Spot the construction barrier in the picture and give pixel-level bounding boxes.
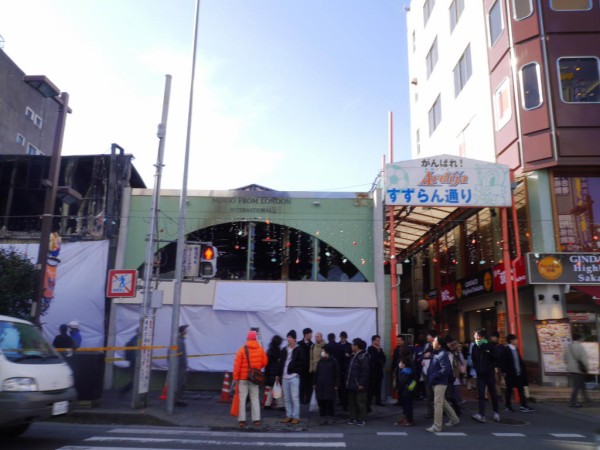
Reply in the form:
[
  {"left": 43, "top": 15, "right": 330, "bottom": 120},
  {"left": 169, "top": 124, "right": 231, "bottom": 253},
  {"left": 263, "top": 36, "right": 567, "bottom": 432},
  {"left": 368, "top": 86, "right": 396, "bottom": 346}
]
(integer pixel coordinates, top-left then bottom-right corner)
[{"left": 219, "top": 372, "right": 232, "bottom": 403}]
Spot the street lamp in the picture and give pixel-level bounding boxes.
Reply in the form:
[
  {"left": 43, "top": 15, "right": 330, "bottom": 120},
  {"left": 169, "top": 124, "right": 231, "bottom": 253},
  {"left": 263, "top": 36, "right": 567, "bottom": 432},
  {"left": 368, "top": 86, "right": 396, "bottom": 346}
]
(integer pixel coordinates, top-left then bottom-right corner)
[{"left": 23, "top": 75, "right": 71, "bottom": 327}]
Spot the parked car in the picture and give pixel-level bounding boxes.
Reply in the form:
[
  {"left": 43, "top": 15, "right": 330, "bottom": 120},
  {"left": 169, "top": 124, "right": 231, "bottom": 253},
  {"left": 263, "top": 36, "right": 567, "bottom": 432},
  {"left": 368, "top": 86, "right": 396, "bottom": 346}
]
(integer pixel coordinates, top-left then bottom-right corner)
[{"left": 0, "top": 315, "right": 77, "bottom": 437}]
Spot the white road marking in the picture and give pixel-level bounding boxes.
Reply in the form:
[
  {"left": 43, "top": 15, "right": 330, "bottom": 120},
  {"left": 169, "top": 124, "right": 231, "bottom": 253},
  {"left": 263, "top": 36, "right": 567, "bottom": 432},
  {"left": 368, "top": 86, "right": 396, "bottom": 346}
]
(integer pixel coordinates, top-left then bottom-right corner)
[
  {"left": 85, "top": 436, "right": 346, "bottom": 447},
  {"left": 434, "top": 432, "right": 467, "bottom": 436},
  {"left": 550, "top": 433, "right": 586, "bottom": 438},
  {"left": 492, "top": 433, "right": 526, "bottom": 437},
  {"left": 108, "top": 428, "right": 344, "bottom": 439},
  {"left": 376, "top": 432, "right": 408, "bottom": 436}
]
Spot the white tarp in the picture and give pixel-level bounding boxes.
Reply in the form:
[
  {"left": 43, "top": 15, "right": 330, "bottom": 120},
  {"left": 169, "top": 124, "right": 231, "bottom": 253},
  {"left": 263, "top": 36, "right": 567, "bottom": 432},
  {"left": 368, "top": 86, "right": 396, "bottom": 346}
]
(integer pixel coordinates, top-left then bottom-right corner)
[
  {"left": 115, "top": 304, "right": 376, "bottom": 372},
  {"left": 213, "top": 281, "right": 286, "bottom": 313},
  {"left": 0, "top": 241, "right": 108, "bottom": 348}
]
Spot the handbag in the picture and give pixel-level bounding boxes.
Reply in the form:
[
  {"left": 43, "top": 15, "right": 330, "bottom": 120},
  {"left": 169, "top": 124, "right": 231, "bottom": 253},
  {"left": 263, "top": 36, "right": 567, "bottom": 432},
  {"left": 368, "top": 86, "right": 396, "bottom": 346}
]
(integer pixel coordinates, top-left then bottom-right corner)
[{"left": 244, "top": 346, "right": 265, "bottom": 385}]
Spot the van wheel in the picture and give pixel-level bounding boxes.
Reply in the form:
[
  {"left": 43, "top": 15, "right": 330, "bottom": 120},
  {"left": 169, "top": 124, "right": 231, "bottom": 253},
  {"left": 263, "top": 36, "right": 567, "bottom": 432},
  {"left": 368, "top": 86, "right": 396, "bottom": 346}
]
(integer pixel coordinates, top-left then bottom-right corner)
[{"left": 0, "top": 423, "right": 31, "bottom": 438}]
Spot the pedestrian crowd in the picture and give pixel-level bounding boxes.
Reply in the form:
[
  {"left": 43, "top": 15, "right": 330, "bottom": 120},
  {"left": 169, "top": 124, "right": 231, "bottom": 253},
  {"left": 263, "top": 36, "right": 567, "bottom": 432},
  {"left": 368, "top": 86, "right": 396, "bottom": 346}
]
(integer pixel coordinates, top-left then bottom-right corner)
[{"left": 229, "top": 326, "right": 545, "bottom": 431}]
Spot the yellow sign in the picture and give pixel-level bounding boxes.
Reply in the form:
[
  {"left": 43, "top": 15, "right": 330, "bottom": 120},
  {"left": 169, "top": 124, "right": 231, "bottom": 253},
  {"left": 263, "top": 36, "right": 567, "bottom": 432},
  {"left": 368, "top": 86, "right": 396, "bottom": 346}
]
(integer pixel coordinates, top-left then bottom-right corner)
[{"left": 537, "top": 256, "right": 563, "bottom": 281}]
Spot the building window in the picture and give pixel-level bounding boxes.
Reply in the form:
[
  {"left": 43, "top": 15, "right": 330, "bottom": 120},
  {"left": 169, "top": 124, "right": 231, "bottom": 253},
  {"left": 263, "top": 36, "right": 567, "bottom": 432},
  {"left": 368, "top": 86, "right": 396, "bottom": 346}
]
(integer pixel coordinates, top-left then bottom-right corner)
[
  {"left": 16, "top": 134, "right": 25, "bottom": 146},
  {"left": 494, "top": 78, "right": 512, "bottom": 129},
  {"left": 519, "top": 62, "right": 543, "bottom": 109},
  {"left": 27, "top": 143, "right": 43, "bottom": 155},
  {"left": 449, "top": 0, "right": 464, "bottom": 32},
  {"left": 33, "top": 114, "right": 43, "bottom": 129},
  {"left": 428, "top": 95, "right": 442, "bottom": 135},
  {"left": 416, "top": 129, "right": 421, "bottom": 155},
  {"left": 25, "top": 107, "right": 34, "bottom": 120},
  {"left": 423, "top": 0, "right": 436, "bottom": 25},
  {"left": 426, "top": 37, "right": 439, "bottom": 78},
  {"left": 550, "top": 0, "right": 591, "bottom": 11},
  {"left": 488, "top": 0, "right": 504, "bottom": 46},
  {"left": 558, "top": 57, "right": 600, "bottom": 103},
  {"left": 512, "top": 0, "right": 533, "bottom": 20},
  {"left": 453, "top": 45, "right": 472, "bottom": 97}
]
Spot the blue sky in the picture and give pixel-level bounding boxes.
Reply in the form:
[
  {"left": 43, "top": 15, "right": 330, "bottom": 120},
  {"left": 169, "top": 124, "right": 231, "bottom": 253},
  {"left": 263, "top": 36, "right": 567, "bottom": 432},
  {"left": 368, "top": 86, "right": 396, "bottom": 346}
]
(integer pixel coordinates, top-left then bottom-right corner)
[{"left": 1, "top": 0, "right": 411, "bottom": 191}]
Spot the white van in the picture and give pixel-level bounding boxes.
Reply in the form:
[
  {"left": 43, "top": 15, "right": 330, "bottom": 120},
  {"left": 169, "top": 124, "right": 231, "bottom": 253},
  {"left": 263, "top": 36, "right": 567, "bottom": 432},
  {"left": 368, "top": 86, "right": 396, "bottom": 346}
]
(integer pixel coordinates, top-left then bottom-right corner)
[{"left": 0, "top": 315, "right": 77, "bottom": 437}]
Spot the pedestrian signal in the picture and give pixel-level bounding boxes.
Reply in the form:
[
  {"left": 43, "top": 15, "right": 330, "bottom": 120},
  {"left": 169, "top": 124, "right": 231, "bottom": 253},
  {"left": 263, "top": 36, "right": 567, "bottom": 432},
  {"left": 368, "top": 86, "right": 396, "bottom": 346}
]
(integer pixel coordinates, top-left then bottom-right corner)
[{"left": 200, "top": 244, "right": 218, "bottom": 278}]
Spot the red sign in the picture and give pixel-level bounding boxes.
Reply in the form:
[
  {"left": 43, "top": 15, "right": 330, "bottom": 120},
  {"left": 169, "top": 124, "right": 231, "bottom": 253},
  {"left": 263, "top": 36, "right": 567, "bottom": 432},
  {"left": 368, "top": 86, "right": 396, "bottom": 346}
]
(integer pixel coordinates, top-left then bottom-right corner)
[
  {"left": 493, "top": 259, "right": 527, "bottom": 292},
  {"left": 441, "top": 283, "right": 456, "bottom": 307},
  {"left": 106, "top": 269, "right": 138, "bottom": 298}
]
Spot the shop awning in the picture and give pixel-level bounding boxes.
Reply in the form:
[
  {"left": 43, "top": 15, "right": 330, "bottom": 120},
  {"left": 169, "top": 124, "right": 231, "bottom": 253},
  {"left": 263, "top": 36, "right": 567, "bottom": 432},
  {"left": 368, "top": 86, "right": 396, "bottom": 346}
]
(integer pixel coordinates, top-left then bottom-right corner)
[{"left": 572, "top": 285, "right": 600, "bottom": 300}]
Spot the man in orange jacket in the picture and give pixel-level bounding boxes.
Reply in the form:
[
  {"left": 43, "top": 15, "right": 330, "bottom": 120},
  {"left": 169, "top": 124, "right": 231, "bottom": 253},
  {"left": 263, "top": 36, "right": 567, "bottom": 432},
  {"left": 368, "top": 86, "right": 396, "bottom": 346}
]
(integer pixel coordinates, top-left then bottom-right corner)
[{"left": 233, "top": 330, "right": 268, "bottom": 427}]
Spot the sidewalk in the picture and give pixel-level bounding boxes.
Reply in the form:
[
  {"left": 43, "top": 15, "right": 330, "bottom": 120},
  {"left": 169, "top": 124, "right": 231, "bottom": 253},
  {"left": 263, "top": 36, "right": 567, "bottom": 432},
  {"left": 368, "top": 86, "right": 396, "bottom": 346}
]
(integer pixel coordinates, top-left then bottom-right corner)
[{"left": 58, "top": 383, "right": 600, "bottom": 430}]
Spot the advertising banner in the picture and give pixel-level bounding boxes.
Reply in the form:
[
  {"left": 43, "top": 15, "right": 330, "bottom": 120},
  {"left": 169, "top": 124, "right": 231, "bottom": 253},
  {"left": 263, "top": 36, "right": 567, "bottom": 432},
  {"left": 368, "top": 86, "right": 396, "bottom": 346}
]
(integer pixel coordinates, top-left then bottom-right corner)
[
  {"left": 384, "top": 155, "right": 511, "bottom": 207},
  {"left": 526, "top": 253, "right": 600, "bottom": 284},
  {"left": 534, "top": 319, "right": 571, "bottom": 374},
  {"left": 455, "top": 269, "right": 494, "bottom": 300},
  {"left": 493, "top": 259, "right": 527, "bottom": 292}
]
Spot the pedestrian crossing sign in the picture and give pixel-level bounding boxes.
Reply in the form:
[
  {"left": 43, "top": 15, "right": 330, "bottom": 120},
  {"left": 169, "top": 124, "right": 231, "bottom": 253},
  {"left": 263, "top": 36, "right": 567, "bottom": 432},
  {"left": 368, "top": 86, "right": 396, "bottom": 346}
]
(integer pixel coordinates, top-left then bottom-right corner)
[{"left": 106, "top": 269, "right": 138, "bottom": 298}]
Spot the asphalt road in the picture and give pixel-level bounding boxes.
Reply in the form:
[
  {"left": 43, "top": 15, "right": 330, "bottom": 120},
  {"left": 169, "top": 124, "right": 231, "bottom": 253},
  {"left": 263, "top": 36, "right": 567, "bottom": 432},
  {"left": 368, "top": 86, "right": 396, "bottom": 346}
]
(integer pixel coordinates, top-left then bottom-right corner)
[{"left": 4, "top": 403, "right": 598, "bottom": 450}]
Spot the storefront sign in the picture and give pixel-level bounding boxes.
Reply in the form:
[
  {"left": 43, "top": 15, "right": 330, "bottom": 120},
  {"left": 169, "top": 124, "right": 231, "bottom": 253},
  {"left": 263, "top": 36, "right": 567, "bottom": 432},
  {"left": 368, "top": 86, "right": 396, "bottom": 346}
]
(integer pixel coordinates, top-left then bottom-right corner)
[
  {"left": 384, "top": 155, "right": 512, "bottom": 207},
  {"left": 440, "top": 283, "right": 456, "bottom": 306},
  {"left": 493, "top": 259, "right": 527, "bottom": 292},
  {"left": 567, "top": 312, "right": 597, "bottom": 323},
  {"left": 526, "top": 253, "right": 600, "bottom": 284},
  {"left": 211, "top": 196, "right": 293, "bottom": 215},
  {"left": 455, "top": 269, "right": 494, "bottom": 300}
]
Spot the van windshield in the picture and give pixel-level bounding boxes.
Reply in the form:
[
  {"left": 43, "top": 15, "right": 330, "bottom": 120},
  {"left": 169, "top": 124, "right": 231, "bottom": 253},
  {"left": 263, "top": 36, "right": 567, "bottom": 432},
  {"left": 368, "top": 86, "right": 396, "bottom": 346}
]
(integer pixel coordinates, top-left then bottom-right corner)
[{"left": 0, "top": 320, "right": 61, "bottom": 363}]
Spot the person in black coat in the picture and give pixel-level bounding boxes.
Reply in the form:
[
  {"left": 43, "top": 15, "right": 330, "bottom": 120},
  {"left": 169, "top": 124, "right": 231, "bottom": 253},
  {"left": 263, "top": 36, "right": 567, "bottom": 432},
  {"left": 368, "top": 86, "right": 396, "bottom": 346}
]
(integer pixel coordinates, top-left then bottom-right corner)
[
  {"left": 499, "top": 334, "right": 533, "bottom": 412},
  {"left": 367, "top": 335, "right": 387, "bottom": 408},
  {"left": 395, "top": 357, "right": 416, "bottom": 426},
  {"left": 297, "top": 327, "right": 314, "bottom": 404},
  {"left": 336, "top": 331, "right": 353, "bottom": 410},
  {"left": 313, "top": 344, "right": 341, "bottom": 424},
  {"left": 265, "top": 335, "right": 283, "bottom": 409},
  {"left": 52, "top": 324, "right": 74, "bottom": 349},
  {"left": 346, "top": 338, "right": 370, "bottom": 426},
  {"left": 471, "top": 328, "right": 500, "bottom": 422}
]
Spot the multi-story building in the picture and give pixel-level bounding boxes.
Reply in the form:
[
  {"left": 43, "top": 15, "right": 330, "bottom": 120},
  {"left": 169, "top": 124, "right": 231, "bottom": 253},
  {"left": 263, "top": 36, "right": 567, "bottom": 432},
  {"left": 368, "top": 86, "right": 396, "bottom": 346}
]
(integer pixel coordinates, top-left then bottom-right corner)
[
  {"left": 0, "top": 49, "right": 61, "bottom": 156},
  {"left": 402, "top": 0, "right": 600, "bottom": 384}
]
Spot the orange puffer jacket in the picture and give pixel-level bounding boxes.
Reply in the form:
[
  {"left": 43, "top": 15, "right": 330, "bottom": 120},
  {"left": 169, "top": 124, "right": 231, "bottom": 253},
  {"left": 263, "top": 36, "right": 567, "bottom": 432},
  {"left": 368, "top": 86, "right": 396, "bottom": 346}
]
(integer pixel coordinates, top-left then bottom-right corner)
[{"left": 233, "top": 340, "right": 268, "bottom": 381}]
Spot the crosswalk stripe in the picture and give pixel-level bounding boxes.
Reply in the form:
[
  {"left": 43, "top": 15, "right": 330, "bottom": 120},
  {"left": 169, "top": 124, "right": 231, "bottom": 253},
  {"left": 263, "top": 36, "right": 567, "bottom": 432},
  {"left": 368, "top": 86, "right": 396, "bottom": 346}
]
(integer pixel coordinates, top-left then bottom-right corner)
[
  {"left": 58, "top": 447, "right": 191, "bottom": 450},
  {"left": 108, "top": 428, "right": 344, "bottom": 439},
  {"left": 550, "top": 433, "right": 586, "bottom": 438},
  {"left": 86, "top": 436, "right": 346, "bottom": 447},
  {"left": 377, "top": 432, "right": 408, "bottom": 436},
  {"left": 434, "top": 432, "right": 467, "bottom": 436},
  {"left": 492, "top": 433, "right": 526, "bottom": 437}
]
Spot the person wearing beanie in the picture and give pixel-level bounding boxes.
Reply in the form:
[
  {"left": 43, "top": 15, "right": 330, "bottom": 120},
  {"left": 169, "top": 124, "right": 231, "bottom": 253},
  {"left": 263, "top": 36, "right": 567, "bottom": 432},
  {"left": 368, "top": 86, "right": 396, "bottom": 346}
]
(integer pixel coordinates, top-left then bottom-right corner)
[
  {"left": 175, "top": 325, "right": 189, "bottom": 406},
  {"left": 276, "top": 329, "right": 305, "bottom": 424},
  {"left": 313, "top": 344, "right": 340, "bottom": 425},
  {"left": 68, "top": 320, "right": 82, "bottom": 349},
  {"left": 233, "top": 329, "right": 268, "bottom": 427},
  {"left": 298, "top": 327, "right": 314, "bottom": 404}
]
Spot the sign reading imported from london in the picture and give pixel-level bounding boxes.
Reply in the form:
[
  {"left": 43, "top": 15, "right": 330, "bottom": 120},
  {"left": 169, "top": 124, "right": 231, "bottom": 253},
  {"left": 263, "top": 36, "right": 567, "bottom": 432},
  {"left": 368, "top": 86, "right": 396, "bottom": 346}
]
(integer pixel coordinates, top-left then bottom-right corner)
[{"left": 385, "top": 155, "right": 512, "bottom": 207}]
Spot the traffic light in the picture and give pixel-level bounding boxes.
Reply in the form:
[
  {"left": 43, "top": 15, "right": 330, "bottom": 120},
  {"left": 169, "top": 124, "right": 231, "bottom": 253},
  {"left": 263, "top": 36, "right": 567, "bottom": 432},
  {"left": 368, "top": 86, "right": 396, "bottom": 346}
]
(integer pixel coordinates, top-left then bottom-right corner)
[{"left": 200, "top": 244, "right": 218, "bottom": 278}]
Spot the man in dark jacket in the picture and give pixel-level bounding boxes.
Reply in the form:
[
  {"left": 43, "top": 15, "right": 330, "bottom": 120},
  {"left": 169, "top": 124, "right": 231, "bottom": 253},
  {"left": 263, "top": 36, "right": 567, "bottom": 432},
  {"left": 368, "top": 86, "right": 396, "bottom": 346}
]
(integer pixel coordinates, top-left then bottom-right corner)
[
  {"left": 500, "top": 334, "right": 533, "bottom": 412},
  {"left": 336, "top": 331, "right": 353, "bottom": 410},
  {"left": 346, "top": 338, "right": 370, "bottom": 426},
  {"left": 367, "top": 335, "right": 387, "bottom": 409},
  {"left": 297, "top": 327, "right": 314, "bottom": 404},
  {"left": 426, "top": 336, "right": 460, "bottom": 432},
  {"left": 471, "top": 328, "right": 500, "bottom": 423},
  {"left": 276, "top": 330, "right": 305, "bottom": 424},
  {"left": 52, "top": 324, "right": 74, "bottom": 349}
]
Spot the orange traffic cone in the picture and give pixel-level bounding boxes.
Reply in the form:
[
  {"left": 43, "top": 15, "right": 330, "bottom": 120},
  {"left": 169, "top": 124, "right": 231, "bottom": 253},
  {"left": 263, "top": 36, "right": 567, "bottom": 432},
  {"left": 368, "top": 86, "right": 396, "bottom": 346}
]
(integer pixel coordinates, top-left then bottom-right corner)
[
  {"left": 219, "top": 372, "right": 231, "bottom": 403},
  {"left": 160, "top": 383, "right": 168, "bottom": 400},
  {"left": 262, "top": 385, "right": 271, "bottom": 406}
]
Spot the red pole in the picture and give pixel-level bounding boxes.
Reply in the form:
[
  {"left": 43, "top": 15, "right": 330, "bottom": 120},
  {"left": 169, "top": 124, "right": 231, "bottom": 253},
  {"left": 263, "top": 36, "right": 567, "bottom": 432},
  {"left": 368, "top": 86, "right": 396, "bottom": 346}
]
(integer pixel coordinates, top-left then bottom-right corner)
[{"left": 388, "top": 111, "right": 399, "bottom": 351}]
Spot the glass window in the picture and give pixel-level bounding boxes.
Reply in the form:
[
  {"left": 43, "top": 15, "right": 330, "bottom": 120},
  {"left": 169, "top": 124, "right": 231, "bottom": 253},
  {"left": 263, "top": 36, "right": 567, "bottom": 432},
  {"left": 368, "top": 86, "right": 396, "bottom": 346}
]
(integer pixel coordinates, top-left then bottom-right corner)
[
  {"left": 0, "top": 319, "right": 60, "bottom": 363},
  {"left": 426, "top": 38, "right": 439, "bottom": 78},
  {"left": 423, "top": 0, "right": 436, "bottom": 25},
  {"left": 558, "top": 57, "right": 600, "bottom": 103},
  {"left": 449, "top": 0, "right": 465, "bottom": 32},
  {"left": 453, "top": 45, "right": 472, "bottom": 97},
  {"left": 550, "top": 0, "right": 591, "bottom": 11},
  {"left": 34, "top": 114, "right": 43, "bottom": 128},
  {"left": 16, "top": 134, "right": 25, "bottom": 146},
  {"left": 512, "top": 0, "right": 533, "bottom": 20},
  {"left": 26, "top": 144, "right": 43, "bottom": 156},
  {"left": 519, "top": 62, "right": 543, "bottom": 109},
  {"left": 25, "top": 107, "right": 34, "bottom": 120},
  {"left": 553, "top": 174, "right": 600, "bottom": 252},
  {"left": 494, "top": 78, "right": 512, "bottom": 129},
  {"left": 488, "top": 0, "right": 504, "bottom": 46},
  {"left": 428, "top": 95, "right": 442, "bottom": 135}
]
